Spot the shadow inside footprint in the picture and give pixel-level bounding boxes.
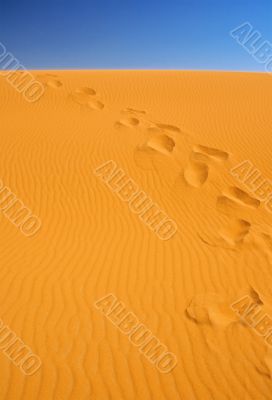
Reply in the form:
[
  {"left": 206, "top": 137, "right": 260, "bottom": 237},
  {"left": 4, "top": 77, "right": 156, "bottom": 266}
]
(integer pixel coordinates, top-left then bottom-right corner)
[
  {"left": 155, "top": 123, "right": 181, "bottom": 133},
  {"left": 147, "top": 134, "right": 175, "bottom": 155},
  {"left": 70, "top": 87, "right": 98, "bottom": 106},
  {"left": 87, "top": 100, "right": 104, "bottom": 110},
  {"left": 47, "top": 79, "right": 63, "bottom": 88},
  {"left": 219, "top": 219, "right": 251, "bottom": 245},
  {"left": 35, "top": 74, "right": 63, "bottom": 89},
  {"left": 147, "top": 127, "right": 165, "bottom": 134},
  {"left": 122, "top": 107, "right": 146, "bottom": 115},
  {"left": 194, "top": 144, "right": 229, "bottom": 161},
  {"left": 189, "top": 151, "right": 210, "bottom": 163},
  {"left": 186, "top": 293, "right": 237, "bottom": 327},
  {"left": 70, "top": 87, "right": 104, "bottom": 110},
  {"left": 115, "top": 117, "right": 140, "bottom": 128},
  {"left": 76, "top": 87, "right": 96, "bottom": 95},
  {"left": 226, "top": 187, "right": 260, "bottom": 208},
  {"left": 184, "top": 161, "right": 209, "bottom": 188}
]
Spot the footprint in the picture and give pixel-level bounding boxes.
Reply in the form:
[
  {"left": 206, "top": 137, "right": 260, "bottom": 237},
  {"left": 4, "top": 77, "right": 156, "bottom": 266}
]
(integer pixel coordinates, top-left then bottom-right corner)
[
  {"left": 87, "top": 99, "right": 104, "bottom": 110},
  {"left": 75, "top": 87, "right": 96, "bottom": 95},
  {"left": 219, "top": 219, "right": 251, "bottom": 245},
  {"left": 70, "top": 87, "right": 96, "bottom": 105},
  {"left": 114, "top": 117, "right": 140, "bottom": 128},
  {"left": 121, "top": 107, "right": 146, "bottom": 115},
  {"left": 246, "top": 286, "right": 264, "bottom": 305},
  {"left": 216, "top": 187, "right": 260, "bottom": 216},
  {"left": 186, "top": 293, "right": 237, "bottom": 327},
  {"left": 189, "top": 151, "right": 210, "bottom": 164},
  {"left": 154, "top": 123, "right": 181, "bottom": 133},
  {"left": 193, "top": 144, "right": 229, "bottom": 161},
  {"left": 231, "top": 287, "right": 269, "bottom": 329},
  {"left": 197, "top": 232, "right": 240, "bottom": 251},
  {"left": 198, "top": 218, "right": 251, "bottom": 250},
  {"left": 224, "top": 187, "right": 260, "bottom": 209},
  {"left": 231, "top": 287, "right": 262, "bottom": 317},
  {"left": 147, "top": 127, "right": 165, "bottom": 134},
  {"left": 146, "top": 134, "right": 175, "bottom": 155},
  {"left": 36, "top": 74, "right": 63, "bottom": 89},
  {"left": 183, "top": 161, "right": 209, "bottom": 188},
  {"left": 70, "top": 87, "right": 104, "bottom": 110},
  {"left": 216, "top": 196, "right": 241, "bottom": 215},
  {"left": 46, "top": 79, "right": 63, "bottom": 88}
]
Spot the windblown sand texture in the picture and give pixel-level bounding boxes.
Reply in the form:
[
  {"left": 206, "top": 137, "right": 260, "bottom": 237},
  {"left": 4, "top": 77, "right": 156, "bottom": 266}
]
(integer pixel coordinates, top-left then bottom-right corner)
[{"left": 1, "top": 70, "right": 272, "bottom": 399}]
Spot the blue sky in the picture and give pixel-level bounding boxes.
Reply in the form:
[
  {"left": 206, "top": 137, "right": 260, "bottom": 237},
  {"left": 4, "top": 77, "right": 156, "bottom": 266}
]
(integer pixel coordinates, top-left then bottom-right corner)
[{"left": 0, "top": 0, "right": 271, "bottom": 70}]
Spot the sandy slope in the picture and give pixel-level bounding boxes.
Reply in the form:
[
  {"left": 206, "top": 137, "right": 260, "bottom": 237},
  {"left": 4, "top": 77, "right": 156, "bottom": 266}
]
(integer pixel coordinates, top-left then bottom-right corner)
[{"left": 0, "top": 70, "right": 272, "bottom": 399}]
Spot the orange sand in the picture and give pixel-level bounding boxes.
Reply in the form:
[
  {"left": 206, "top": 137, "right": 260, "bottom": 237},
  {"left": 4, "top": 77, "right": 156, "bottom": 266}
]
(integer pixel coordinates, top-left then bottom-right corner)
[{"left": 1, "top": 70, "right": 272, "bottom": 399}]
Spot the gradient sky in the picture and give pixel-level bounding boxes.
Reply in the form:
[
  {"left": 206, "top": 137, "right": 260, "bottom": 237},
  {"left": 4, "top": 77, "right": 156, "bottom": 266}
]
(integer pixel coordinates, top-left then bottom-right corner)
[{"left": 0, "top": 0, "right": 271, "bottom": 70}]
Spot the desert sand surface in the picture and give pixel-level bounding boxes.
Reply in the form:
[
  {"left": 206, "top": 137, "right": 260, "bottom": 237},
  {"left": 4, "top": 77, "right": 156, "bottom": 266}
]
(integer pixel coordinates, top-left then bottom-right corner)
[{"left": 1, "top": 70, "right": 272, "bottom": 399}]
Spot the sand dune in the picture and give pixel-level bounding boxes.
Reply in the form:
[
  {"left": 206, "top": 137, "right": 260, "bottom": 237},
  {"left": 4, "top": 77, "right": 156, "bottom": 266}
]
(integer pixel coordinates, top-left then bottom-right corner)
[{"left": 0, "top": 70, "right": 272, "bottom": 399}]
